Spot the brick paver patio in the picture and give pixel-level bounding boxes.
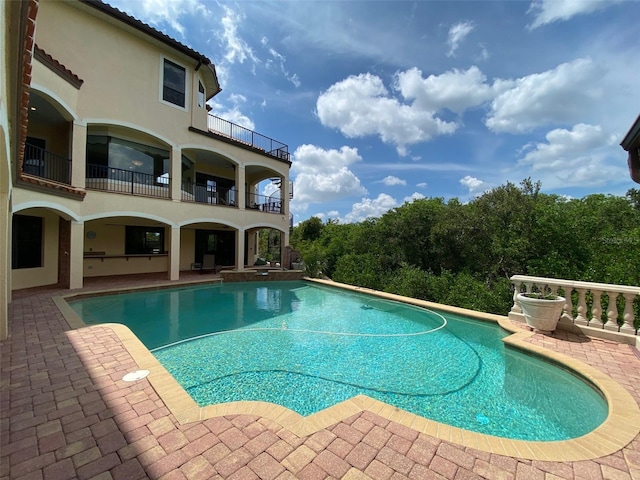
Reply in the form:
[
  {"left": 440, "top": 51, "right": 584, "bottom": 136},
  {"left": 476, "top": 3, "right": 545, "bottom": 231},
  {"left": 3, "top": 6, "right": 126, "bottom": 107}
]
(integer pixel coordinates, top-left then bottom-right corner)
[{"left": 2, "top": 274, "right": 640, "bottom": 479}]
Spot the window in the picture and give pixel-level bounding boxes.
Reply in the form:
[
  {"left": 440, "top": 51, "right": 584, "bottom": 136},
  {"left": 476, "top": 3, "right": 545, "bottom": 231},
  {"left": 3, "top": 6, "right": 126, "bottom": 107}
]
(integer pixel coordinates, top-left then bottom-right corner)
[
  {"left": 125, "top": 226, "right": 165, "bottom": 254},
  {"left": 86, "top": 135, "right": 169, "bottom": 184},
  {"left": 198, "top": 81, "right": 205, "bottom": 108},
  {"left": 12, "top": 214, "right": 43, "bottom": 269},
  {"left": 163, "top": 59, "right": 186, "bottom": 107}
]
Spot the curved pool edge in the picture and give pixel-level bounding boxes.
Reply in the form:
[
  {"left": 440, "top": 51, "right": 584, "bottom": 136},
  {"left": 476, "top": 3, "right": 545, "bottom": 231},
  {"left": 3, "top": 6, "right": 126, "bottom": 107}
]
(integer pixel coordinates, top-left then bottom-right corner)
[{"left": 54, "top": 283, "right": 640, "bottom": 462}]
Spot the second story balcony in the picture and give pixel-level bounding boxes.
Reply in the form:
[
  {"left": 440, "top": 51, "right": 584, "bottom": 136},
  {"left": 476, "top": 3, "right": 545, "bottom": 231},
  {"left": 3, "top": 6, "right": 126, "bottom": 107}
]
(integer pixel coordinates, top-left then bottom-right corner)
[
  {"left": 22, "top": 143, "right": 72, "bottom": 185},
  {"left": 206, "top": 114, "right": 290, "bottom": 162}
]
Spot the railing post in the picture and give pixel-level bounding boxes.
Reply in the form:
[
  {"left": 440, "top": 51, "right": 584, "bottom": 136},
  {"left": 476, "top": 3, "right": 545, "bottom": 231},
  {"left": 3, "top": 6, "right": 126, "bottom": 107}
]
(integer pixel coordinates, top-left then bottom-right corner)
[
  {"left": 604, "top": 292, "right": 620, "bottom": 332},
  {"left": 590, "top": 290, "right": 604, "bottom": 328},
  {"left": 574, "top": 288, "right": 588, "bottom": 326},
  {"left": 622, "top": 293, "right": 637, "bottom": 334},
  {"left": 510, "top": 280, "right": 522, "bottom": 314},
  {"left": 562, "top": 286, "right": 574, "bottom": 321}
]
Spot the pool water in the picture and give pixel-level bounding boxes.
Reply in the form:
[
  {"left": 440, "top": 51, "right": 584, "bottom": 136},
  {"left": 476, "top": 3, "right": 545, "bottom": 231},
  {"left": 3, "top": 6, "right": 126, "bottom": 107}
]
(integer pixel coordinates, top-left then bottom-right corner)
[{"left": 71, "top": 281, "right": 608, "bottom": 441}]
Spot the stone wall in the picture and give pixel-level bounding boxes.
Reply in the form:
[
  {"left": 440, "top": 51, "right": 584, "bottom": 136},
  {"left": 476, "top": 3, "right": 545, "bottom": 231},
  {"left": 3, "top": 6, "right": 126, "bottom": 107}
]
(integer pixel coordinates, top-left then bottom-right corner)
[{"left": 221, "top": 269, "right": 304, "bottom": 282}]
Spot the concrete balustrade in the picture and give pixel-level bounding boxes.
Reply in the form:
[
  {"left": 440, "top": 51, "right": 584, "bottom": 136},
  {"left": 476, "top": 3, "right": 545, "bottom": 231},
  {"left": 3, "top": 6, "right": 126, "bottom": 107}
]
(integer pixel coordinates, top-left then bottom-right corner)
[{"left": 509, "top": 275, "right": 640, "bottom": 343}]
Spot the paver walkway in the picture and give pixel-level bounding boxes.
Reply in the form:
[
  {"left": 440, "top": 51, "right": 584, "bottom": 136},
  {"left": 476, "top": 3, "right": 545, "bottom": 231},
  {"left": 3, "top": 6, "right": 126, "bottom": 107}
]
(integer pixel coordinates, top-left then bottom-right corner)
[{"left": 2, "top": 274, "right": 640, "bottom": 479}]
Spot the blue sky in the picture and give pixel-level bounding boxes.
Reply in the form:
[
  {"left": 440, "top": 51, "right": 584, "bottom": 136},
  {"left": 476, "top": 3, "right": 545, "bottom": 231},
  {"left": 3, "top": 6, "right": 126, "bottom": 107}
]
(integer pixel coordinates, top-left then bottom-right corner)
[{"left": 109, "top": 0, "right": 640, "bottom": 224}]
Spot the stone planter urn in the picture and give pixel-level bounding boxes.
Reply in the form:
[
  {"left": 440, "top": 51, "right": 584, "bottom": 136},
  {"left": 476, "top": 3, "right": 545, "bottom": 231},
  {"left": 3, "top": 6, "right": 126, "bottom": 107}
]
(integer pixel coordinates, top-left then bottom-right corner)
[{"left": 517, "top": 293, "right": 566, "bottom": 333}]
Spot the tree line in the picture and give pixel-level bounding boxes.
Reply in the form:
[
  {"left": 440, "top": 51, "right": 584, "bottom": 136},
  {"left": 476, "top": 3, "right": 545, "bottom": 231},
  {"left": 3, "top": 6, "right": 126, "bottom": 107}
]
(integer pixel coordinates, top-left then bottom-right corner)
[{"left": 290, "top": 180, "right": 640, "bottom": 316}]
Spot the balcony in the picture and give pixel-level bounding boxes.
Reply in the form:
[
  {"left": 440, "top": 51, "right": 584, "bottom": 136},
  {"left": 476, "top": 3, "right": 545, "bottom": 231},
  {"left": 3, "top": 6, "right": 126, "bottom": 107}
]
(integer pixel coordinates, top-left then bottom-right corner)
[
  {"left": 22, "top": 143, "right": 71, "bottom": 184},
  {"left": 207, "top": 114, "right": 290, "bottom": 162},
  {"left": 247, "top": 192, "right": 283, "bottom": 214},
  {"left": 181, "top": 181, "right": 236, "bottom": 206},
  {"left": 510, "top": 275, "right": 640, "bottom": 338},
  {"left": 85, "top": 164, "right": 170, "bottom": 198}
]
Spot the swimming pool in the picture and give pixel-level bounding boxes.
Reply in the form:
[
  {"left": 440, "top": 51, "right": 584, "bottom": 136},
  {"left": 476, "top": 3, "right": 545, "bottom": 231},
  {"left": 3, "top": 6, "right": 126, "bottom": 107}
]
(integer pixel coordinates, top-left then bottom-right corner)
[{"left": 70, "top": 280, "right": 608, "bottom": 441}]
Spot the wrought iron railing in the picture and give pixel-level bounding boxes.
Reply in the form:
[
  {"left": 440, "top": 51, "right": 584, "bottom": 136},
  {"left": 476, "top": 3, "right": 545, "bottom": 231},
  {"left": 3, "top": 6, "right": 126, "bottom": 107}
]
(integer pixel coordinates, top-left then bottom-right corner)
[
  {"left": 181, "top": 181, "right": 236, "bottom": 206},
  {"left": 247, "top": 192, "right": 282, "bottom": 214},
  {"left": 207, "top": 114, "right": 290, "bottom": 162},
  {"left": 85, "top": 164, "right": 170, "bottom": 198},
  {"left": 23, "top": 143, "right": 71, "bottom": 184}
]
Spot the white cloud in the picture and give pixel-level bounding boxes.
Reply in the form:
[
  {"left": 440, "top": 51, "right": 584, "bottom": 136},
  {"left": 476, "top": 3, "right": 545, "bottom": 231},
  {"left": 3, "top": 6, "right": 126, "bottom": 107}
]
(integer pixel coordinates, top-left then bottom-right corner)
[
  {"left": 396, "top": 66, "right": 510, "bottom": 114},
  {"left": 486, "top": 58, "right": 603, "bottom": 133},
  {"left": 403, "top": 192, "right": 426, "bottom": 203},
  {"left": 264, "top": 39, "right": 301, "bottom": 87},
  {"left": 316, "top": 73, "right": 458, "bottom": 156},
  {"left": 446, "top": 21, "right": 474, "bottom": 57},
  {"left": 477, "top": 44, "right": 490, "bottom": 62},
  {"left": 343, "top": 194, "right": 397, "bottom": 223},
  {"left": 210, "top": 95, "right": 255, "bottom": 130},
  {"left": 518, "top": 123, "right": 614, "bottom": 170},
  {"left": 459, "top": 175, "right": 489, "bottom": 194},
  {"left": 416, "top": 182, "right": 427, "bottom": 188},
  {"left": 219, "top": 6, "right": 259, "bottom": 65},
  {"left": 291, "top": 145, "right": 367, "bottom": 211},
  {"left": 382, "top": 176, "right": 406, "bottom": 186},
  {"left": 516, "top": 123, "right": 625, "bottom": 187},
  {"left": 127, "top": 0, "right": 210, "bottom": 37},
  {"left": 528, "top": 0, "right": 623, "bottom": 29}
]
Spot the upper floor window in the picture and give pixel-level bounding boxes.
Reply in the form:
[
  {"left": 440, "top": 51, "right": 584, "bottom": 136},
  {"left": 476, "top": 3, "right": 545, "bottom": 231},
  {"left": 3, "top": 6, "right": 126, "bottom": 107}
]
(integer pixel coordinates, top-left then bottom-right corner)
[
  {"left": 198, "top": 81, "right": 205, "bottom": 108},
  {"left": 163, "top": 59, "right": 186, "bottom": 108}
]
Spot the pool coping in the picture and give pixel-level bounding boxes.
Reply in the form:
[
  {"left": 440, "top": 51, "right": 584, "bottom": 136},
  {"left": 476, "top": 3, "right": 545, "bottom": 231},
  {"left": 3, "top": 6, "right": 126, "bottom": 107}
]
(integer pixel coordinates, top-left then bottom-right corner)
[{"left": 53, "top": 277, "right": 640, "bottom": 462}]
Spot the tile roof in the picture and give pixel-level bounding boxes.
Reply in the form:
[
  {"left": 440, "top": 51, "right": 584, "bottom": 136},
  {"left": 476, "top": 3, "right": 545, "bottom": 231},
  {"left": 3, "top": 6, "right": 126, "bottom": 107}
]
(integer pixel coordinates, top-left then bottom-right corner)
[{"left": 34, "top": 45, "right": 84, "bottom": 89}]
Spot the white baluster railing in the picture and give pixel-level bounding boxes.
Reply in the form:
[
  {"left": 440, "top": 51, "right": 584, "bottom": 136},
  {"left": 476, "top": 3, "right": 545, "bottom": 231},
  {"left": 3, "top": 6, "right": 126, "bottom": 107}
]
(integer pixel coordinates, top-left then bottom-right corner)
[{"left": 509, "top": 275, "right": 640, "bottom": 339}]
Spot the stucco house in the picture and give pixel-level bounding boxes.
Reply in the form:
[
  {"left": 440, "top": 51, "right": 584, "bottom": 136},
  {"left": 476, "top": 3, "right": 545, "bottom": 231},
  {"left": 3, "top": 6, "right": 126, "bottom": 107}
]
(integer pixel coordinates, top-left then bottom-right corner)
[
  {"left": 622, "top": 114, "right": 640, "bottom": 184},
  {"left": 1, "top": 0, "right": 293, "bottom": 339}
]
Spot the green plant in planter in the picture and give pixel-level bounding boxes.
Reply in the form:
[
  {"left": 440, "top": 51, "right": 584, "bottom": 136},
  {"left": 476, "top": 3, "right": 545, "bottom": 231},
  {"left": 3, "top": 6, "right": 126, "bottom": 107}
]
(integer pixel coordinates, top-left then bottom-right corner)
[{"left": 521, "top": 292, "right": 562, "bottom": 301}]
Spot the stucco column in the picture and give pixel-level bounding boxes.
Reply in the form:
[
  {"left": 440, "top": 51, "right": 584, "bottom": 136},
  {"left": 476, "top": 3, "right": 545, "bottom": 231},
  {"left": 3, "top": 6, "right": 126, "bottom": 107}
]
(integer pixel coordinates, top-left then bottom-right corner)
[
  {"left": 168, "top": 226, "right": 180, "bottom": 280},
  {"left": 237, "top": 165, "right": 245, "bottom": 209},
  {"left": 69, "top": 220, "right": 84, "bottom": 289},
  {"left": 170, "top": 146, "right": 181, "bottom": 201},
  {"left": 236, "top": 228, "right": 245, "bottom": 271},
  {"left": 281, "top": 177, "right": 289, "bottom": 216},
  {"left": 0, "top": 191, "right": 10, "bottom": 340},
  {"left": 71, "top": 122, "right": 86, "bottom": 188}
]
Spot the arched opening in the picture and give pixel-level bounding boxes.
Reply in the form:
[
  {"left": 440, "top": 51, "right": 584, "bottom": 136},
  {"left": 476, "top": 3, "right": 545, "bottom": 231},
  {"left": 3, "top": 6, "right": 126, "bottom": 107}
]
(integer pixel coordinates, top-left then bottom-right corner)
[
  {"left": 24, "top": 90, "right": 74, "bottom": 184},
  {"left": 245, "top": 226, "right": 283, "bottom": 267},
  {"left": 181, "top": 148, "right": 237, "bottom": 206},
  {"left": 245, "top": 165, "right": 286, "bottom": 214},
  {"left": 181, "top": 221, "right": 237, "bottom": 271},
  {"left": 85, "top": 125, "right": 172, "bottom": 198}
]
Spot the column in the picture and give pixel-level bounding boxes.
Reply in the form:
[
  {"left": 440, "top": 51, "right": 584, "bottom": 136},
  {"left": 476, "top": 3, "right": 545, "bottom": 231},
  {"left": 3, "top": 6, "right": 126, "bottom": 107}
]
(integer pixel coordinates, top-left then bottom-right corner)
[
  {"left": 71, "top": 122, "right": 86, "bottom": 188},
  {"left": 236, "top": 228, "right": 245, "bottom": 271},
  {"left": 281, "top": 177, "right": 289, "bottom": 216},
  {"left": 237, "top": 165, "right": 245, "bottom": 210},
  {"left": 0, "top": 191, "right": 10, "bottom": 340},
  {"left": 168, "top": 226, "right": 180, "bottom": 280},
  {"left": 170, "top": 147, "right": 181, "bottom": 201},
  {"left": 69, "top": 220, "right": 84, "bottom": 289}
]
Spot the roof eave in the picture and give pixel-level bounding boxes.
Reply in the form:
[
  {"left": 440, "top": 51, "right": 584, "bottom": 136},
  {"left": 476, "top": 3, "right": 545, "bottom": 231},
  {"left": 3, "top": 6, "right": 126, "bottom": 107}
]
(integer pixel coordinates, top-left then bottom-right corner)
[{"left": 621, "top": 114, "right": 640, "bottom": 150}]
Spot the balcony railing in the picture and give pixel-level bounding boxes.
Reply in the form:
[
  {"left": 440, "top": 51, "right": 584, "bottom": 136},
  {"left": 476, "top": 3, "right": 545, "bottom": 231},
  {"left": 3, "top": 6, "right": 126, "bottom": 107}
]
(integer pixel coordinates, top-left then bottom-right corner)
[
  {"left": 181, "top": 181, "right": 236, "bottom": 207},
  {"left": 247, "top": 192, "right": 283, "bottom": 214},
  {"left": 86, "top": 164, "right": 170, "bottom": 198},
  {"left": 207, "top": 114, "right": 290, "bottom": 162},
  {"left": 510, "top": 275, "right": 640, "bottom": 336},
  {"left": 23, "top": 143, "right": 71, "bottom": 184}
]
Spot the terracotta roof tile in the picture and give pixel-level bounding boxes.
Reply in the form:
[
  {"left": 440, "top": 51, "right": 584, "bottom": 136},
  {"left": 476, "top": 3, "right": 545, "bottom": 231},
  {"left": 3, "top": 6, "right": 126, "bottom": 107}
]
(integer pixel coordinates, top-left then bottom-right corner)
[{"left": 34, "top": 45, "right": 84, "bottom": 89}]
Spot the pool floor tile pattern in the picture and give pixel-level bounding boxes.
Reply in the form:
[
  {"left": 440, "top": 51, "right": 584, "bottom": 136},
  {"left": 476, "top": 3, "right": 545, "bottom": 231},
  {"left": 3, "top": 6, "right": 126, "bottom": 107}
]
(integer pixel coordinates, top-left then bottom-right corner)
[{"left": 2, "top": 274, "right": 640, "bottom": 479}]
